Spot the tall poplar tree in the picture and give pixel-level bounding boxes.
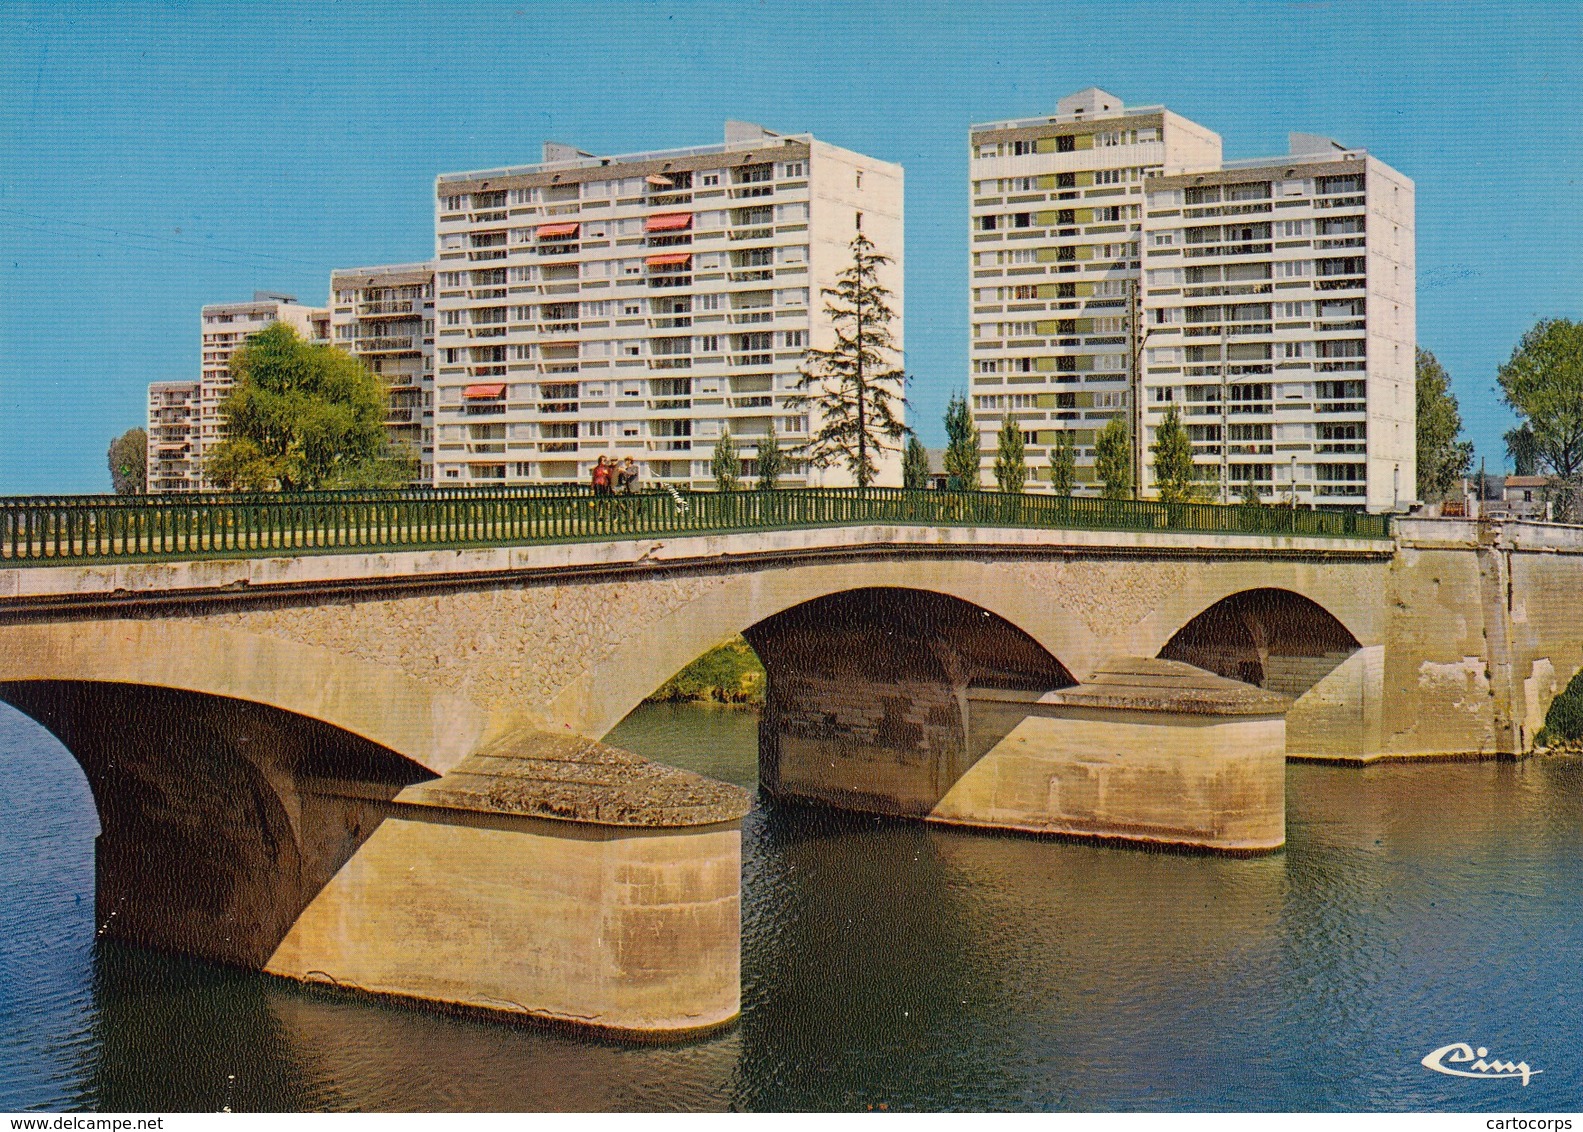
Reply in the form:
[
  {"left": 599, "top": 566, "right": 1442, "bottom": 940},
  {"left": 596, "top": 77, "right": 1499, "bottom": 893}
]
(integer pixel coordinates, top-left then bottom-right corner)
[
  {"left": 1095, "top": 416, "right": 1132, "bottom": 500},
  {"left": 902, "top": 435, "right": 930, "bottom": 489},
  {"left": 712, "top": 428, "right": 741, "bottom": 492},
  {"left": 755, "top": 421, "right": 784, "bottom": 490},
  {"left": 943, "top": 392, "right": 979, "bottom": 489},
  {"left": 993, "top": 415, "right": 1028, "bottom": 493},
  {"left": 1049, "top": 432, "right": 1076, "bottom": 497},
  {"left": 789, "top": 233, "right": 909, "bottom": 486},
  {"left": 1151, "top": 404, "right": 1199, "bottom": 503}
]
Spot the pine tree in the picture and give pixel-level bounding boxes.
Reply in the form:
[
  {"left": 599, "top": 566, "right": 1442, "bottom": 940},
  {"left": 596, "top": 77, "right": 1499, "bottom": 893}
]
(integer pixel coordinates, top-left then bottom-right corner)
[
  {"left": 711, "top": 429, "right": 740, "bottom": 492},
  {"left": 756, "top": 421, "right": 784, "bottom": 490},
  {"left": 943, "top": 392, "right": 979, "bottom": 490},
  {"left": 993, "top": 415, "right": 1027, "bottom": 493},
  {"left": 1049, "top": 432, "right": 1076, "bottom": 498},
  {"left": 788, "top": 233, "right": 909, "bottom": 486},
  {"left": 1151, "top": 403, "right": 1199, "bottom": 503},
  {"left": 1095, "top": 416, "right": 1132, "bottom": 500},
  {"left": 902, "top": 435, "right": 930, "bottom": 489}
]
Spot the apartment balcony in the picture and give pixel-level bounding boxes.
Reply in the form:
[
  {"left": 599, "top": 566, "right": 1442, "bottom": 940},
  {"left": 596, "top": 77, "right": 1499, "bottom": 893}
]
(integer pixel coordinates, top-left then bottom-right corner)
[
  {"left": 1183, "top": 243, "right": 1273, "bottom": 258},
  {"left": 468, "top": 287, "right": 508, "bottom": 300},
  {"left": 648, "top": 275, "right": 692, "bottom": 289},
  {"left": 731, "top": 395, "right": 773, "bottom": 408},
  {"left": 467, "top": 442, "right": 507, "bottom": 455},
  {"left": 539, "top": 441, "right": 578, "bottom": 453},
  {"left": 537, "top": 244, "right": 579, "bottom": 257},
  {"left": 538, "top": 321, "right": 579, "bottom": 335},
  {"left": 729, "top": 186, "right": 773, "bottom": 199},
  {"left": 1313, "top": 196, "right": 1366, "bottom": 209},
  {"left": 729, "top": 227, "right": 773, "bottom": 241},
  {"left": 360, "top": 299, "right": 417, "bottom": 318},
  {"left": 539, "top": 401, "right": 578, "bottom": 413},
  {"left": 650, "top": 439, "right": 693, "bottom": 451},
  {"left": 730, "top": 311, "right": 774, "bottom": 324},
  {"left": 1314, "top": 277, "right": 1366, "bottom": 292},
  {"left": 649, "top": 357, "right": 693, "bottom": 370},
  {"left": 468, "top": 249, "right": 509, "bottom": 261},
  {"left": 1315, "top": 237, "right": 1366, "bottom": 250},
  {"left": 731, "top": 353, "right": 774, "bottom": 368},
  {"left": 1315, "top": 399, "right": 1367, "bottom": 415},
  {"left": 470, "top": 327, "right": 508, "bottom": 338},
  {"left": 648, "top": 191, "right": 694, "bottom": 207},
  {"left": 468, "top": 365, "right": 508, "bottom": 377},
  {"left": 356, "top": 336, "right": 416, "bottom": 353},
  {"left": 729, "top": 269, "right": 773, "bottom": 283},
  {"left": 385, "top": 408, "right": 417, "bottom": 424},
  {"left": 649, "top": 316, "right": 692, "bottom": 329}
]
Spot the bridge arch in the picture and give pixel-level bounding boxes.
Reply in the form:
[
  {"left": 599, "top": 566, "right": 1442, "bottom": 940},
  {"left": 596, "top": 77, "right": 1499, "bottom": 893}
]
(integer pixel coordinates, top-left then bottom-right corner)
[
  {"left": 0, "top": 620, "right": 492, "bottom": 774},
  {"left": 1158, "top": 587, "right": 1362, "bottom": 695},
  {"left": 543, "top": 558, "right": 1111, "bottom": 741}
]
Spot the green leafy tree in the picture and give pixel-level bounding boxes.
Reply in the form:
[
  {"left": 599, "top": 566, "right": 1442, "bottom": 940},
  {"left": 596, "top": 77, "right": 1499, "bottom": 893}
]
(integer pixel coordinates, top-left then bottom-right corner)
[
  {"left": 1095, "top": 416, "right": 1132, "bottom": 500},
  {"left": 755, "top": 421, "right": 784, "bottom": 490},
  {"left": 711, "top": 428, "right": 741, "bottom": 492},
  {"left": 1415, "top": 348, "right": 1474, "bottom": 501},
  {"left": 1239, "top": 475, "right": 1263, "bottom": 508},
  {"left": 1497, "top": 320, "right": 1583, "bottom": 519},
  {"left": 788, "top": 233, "right": 909, "bottom": 486},
  {"left": 1049, "top": 432, "right": 1076, "bottom": 497},
  {"left": 1150, "top": 404, "right": 1199, "bottom": 503},
  {"left": 206, "top": 322, "right": 404, "bottom": 491},
  {"left": 1498, "top": 320, "right": 1583, "bottom": 480},
  {"left": 943, "top": 391, "right": 979, "bottom": 489},
  {"left": 1505, "top": 423, "right": 1539, "bottom": 477},
  {"left": 993, "top": 415, "right": 1027, "bottom": 493},
  {"left": 902, "top": 435, "right": 930, "bottom": 489},
  {"left": 107, "top": 427, "right": 147, "bottom": 495}
]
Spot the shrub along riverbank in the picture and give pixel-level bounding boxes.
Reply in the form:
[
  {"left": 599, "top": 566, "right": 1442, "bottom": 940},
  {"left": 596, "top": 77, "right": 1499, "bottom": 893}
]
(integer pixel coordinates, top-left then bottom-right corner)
[{"left": 645, "top": 635, "right": 765, "bottom": 704}]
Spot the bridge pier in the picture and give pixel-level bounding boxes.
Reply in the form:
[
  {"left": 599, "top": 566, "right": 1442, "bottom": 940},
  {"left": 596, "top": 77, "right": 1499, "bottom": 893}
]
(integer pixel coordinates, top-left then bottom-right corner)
[
  {"left": 746, "top": 586, "right": 1290, "bottom": 851},
  {"left": 0, "top": 678, "right": 749, "bottom": 1038}
]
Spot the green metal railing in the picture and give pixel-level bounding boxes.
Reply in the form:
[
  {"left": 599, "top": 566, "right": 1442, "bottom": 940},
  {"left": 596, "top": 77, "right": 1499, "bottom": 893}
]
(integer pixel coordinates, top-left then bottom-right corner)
[{"left": 0, "top": 487, "right": 1392, "bottom": 566}]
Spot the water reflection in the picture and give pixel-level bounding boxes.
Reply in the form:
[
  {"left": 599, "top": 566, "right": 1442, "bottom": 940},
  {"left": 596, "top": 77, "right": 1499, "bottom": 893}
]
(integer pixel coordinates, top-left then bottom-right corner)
[{"left": 3, "top": 699, "right": 1582, "bottom": 1111}]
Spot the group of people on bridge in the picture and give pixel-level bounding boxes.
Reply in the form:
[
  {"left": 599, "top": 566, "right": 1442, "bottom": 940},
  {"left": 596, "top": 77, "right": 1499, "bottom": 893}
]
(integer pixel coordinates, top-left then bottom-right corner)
[{"left": 591, "top": 456, "right": 640, "bottom": 497}]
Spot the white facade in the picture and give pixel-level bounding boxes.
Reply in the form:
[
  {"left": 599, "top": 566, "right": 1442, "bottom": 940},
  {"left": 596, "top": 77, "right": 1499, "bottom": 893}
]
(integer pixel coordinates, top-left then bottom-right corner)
[
  {"left": 968, "top": 91, "right": 1222, "bottom": 491},
  {"left": 971, "top": 92, "right": 1415, "bottom": 512},
  {"left": 431, "top": 122, "right": 904, "bottom": 488},
  {"left": 1139, "top": 137, "right": 1416, "bottom": 511},
  {"left": 146, "top": 380, "right": 200, "bottom": 493},
  {"left": 329, "top": 263, "right": 437, "bottom": 484}
]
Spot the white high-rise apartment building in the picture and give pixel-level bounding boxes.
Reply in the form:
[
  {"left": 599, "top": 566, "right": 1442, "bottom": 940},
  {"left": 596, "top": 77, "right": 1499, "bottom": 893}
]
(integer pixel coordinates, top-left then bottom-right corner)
[
  {"left": 146, "top": 380, "right": 200, "bottom": 492},
  {"left": 969, "top": 89, "right": 1222, "bottom": 492},
  {"left": 431, "top": 122, "right": 903, "bottom": 487},
  {"left": 1139, "top": 135, "right": 1415, "bottom": 511},
  {"left": 328, "top": 262, "right": 438, "bottom": 483},
  {"left": 969, "top": 89, "right": 1414, "bottom": 512}
]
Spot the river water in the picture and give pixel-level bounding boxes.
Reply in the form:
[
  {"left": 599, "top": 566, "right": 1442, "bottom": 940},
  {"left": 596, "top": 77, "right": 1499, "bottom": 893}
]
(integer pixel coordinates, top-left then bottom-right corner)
[{"left": 3, "top": 699, "right": 1582, "bottom": 1112}]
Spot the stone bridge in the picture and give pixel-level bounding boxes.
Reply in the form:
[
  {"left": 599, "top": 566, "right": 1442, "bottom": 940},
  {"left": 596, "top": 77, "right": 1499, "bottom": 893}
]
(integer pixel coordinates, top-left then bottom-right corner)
[{"left": 2, "top": 517, "right": 1580, "bottom": 1037}]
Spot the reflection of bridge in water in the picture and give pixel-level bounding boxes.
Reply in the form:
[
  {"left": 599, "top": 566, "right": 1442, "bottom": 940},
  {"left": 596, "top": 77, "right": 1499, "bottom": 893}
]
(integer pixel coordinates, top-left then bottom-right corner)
[{"left": 2, "top": 488, "right": 1580, "bottom": 1037}]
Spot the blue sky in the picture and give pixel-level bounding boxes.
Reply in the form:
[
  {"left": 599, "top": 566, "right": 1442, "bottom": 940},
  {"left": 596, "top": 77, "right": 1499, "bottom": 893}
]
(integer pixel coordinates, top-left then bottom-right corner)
[{"left": 1, "top": 0, "right": 1579, "bottom": 493}]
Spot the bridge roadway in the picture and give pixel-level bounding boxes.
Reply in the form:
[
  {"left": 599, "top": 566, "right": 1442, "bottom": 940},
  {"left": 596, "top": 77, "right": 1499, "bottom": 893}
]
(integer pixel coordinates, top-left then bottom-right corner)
[{"left": 2, "top": 515, "right": 1580, "bottom": 1037}]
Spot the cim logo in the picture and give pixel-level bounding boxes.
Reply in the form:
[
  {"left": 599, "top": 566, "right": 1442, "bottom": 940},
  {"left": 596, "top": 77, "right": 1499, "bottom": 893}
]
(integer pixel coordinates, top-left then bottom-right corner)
[{"left": 1422, "top": 1042, "right": 1541, "bottom": 1086}]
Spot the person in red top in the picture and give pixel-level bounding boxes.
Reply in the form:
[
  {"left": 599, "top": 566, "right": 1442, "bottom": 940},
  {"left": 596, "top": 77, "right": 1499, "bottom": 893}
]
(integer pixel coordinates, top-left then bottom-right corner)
[{"left": 591, "top": 455, "right": 614, "bottom": 496}]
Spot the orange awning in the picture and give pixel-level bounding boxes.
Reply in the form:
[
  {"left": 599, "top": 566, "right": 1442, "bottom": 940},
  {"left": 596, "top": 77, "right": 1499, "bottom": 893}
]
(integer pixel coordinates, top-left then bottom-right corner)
[
  {"left": 645, "top": 252, "right": 693, "bottom": 267},
  {"left": 645, "top": 213, "right": 692, "bottom": 232},
  {"left": 463, "top": 383, "right": 507, "bottom": 399},
  {"left": 646, "top": 174, "right": 674, "bottom": 187},
  {"left": 535, "top": 222, "right": 580, "bottom": 238}
]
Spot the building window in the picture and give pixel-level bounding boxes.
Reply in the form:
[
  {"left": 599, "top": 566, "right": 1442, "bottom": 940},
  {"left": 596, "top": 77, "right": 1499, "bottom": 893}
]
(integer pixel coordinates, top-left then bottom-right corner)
[
  {"left": 783, "top": 161, "right": 805, "bottom": 178},
  {"left": 783, "top": 330, "right": 805, "bottom": 348}
]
